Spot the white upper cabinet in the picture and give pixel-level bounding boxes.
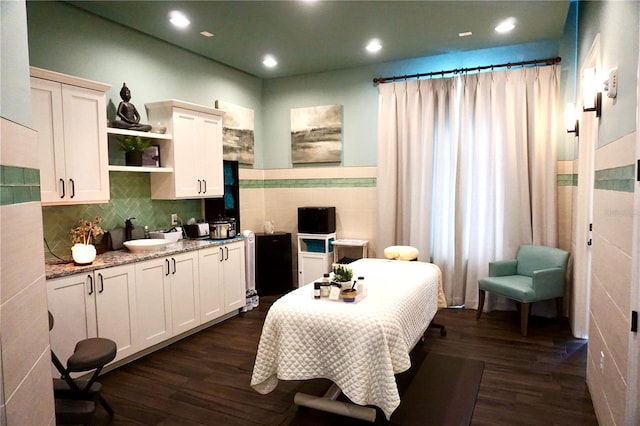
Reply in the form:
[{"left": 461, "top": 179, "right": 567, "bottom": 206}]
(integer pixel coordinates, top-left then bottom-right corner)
[
  {"left": 146, "top": 100, "right": 224, "bottom": 199},
  {"left": 30, "top": 67, "right": 110, "bottom": 205}
]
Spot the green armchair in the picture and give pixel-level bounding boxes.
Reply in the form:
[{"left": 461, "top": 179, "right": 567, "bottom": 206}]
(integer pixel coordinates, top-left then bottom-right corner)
[{"left": 476, "top": 244, "right": 570, "bottom": 336}]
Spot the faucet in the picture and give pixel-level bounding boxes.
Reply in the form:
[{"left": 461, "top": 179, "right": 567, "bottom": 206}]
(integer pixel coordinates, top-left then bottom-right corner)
[{"left": 125, "top": 217, "right": 136, "bottom": 241}]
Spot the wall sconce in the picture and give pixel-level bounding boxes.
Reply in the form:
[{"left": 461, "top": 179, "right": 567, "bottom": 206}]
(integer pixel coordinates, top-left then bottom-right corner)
[
  {"left": 565, "top": 102, "right": 579, "bottom": 136},
  {"left": 582, "top": 67, "right": 602, "bottom": 117}
]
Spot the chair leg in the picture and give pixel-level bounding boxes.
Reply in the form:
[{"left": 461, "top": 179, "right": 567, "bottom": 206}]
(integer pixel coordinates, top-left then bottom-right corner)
[
  {"left": 520, "top": 303, "right": 530, "bottom": 336},
  {"left": 476, "top": 289, "right": 486, "bottom": 319}
]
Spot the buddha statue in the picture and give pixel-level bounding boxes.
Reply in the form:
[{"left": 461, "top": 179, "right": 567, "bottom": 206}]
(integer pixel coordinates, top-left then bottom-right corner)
[{"left": 111, "top": 83, "right": 152, "bottom": 132}]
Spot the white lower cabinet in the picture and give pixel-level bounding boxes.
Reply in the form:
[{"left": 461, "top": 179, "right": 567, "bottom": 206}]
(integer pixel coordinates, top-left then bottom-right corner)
[
  {"left": 47, "top": 242, "right": 245, "bottom": 370},
  {"left": 46, "top": 264, "right": 137, "bottom": 375},
  {"left": 198, "top": 240, "right": 246, "bottom": 320}
]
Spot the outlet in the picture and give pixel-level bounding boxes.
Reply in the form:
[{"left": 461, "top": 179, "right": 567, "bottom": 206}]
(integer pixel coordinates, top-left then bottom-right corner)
[
  {"left": 171, "top": 214, "right": 178, "bottom": 225},
  {"left": 599, "top": 351, "right": 605, "bottom": 374}
]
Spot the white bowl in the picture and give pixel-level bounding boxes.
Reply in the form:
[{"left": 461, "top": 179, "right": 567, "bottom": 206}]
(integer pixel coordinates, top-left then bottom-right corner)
[{"left": 124, "top": 239, "right": 170, "bottom": 252}]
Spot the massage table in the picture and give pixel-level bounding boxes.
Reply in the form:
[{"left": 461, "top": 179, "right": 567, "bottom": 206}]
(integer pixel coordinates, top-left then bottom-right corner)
[{"left": 250, "top": 258, "right": 444, "bottom": 421}]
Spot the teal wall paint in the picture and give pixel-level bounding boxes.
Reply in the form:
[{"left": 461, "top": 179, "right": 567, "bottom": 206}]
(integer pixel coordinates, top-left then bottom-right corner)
[
  {"left": 579, "top": 1, "right": 639, "bottom": 149},
  {"left": 41, "top": 172, "right": 202, "bottom": 259},
  {"left": 558, "top": 1, "right": 579, "bottom": 161},
  {"left": 262, "top": 41, "right": 561, "bottom": 169}
]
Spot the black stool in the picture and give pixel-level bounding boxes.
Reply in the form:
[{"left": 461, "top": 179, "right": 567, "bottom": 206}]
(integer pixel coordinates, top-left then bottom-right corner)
[{"left": 49, "top": 312, "right": 117, "bottom": 424}]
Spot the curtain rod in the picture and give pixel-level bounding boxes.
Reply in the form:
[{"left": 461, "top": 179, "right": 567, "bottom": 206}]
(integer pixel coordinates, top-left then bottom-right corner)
[{"left": 372, "top": 56, "right": 561, "bottom": 84}]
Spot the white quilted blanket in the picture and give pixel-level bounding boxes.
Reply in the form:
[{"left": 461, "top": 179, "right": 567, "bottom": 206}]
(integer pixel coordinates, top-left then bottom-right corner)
[{"left": 250, "top": 258, "right": 440, "bottom": 419}]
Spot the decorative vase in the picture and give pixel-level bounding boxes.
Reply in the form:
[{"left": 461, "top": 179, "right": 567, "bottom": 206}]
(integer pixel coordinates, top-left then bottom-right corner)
[
  {"left": 125, "top": 151, "right": 143, "bottom": 166},
  {"left": 71, "top": 243, "right": 96, "bottom": 265}
]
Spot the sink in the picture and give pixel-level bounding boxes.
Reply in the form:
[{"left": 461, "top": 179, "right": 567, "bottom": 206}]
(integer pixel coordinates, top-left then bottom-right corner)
[{"left": 123, "top": 239, "right": 170, "bottom": 252}]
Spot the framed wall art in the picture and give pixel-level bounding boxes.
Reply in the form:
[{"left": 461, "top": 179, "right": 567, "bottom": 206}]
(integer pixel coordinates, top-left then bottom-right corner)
[
  {"left": 142, "top": 144, "right": 161, "bottom": 167},
  {"left": 291, "top": 104, "right": 342, "bottom": 164},
  {"left": 215, "top": 100, "right": 255, "bottom": 165}
]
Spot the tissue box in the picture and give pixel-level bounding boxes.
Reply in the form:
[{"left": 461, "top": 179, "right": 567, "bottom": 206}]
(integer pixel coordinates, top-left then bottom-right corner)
[{"left": 149, "top": 230, "right": 182, "bottom": 243}]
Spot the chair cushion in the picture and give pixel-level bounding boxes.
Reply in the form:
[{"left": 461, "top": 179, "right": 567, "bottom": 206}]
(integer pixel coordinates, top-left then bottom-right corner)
[
  {"left": 67, "top": 338, "right": 117, "bottom": 372},
  {"left": 516, "top": 245, "right": 569, "bottom": 277},
  {"left": 478, "top": 275, "right": 537, "bottom": 303},
  {"left": 384, "top": 245, "right": 419, "bottom": 261}
]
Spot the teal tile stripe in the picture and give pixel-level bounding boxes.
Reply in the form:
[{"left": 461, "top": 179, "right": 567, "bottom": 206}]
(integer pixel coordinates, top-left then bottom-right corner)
[
  {"left": 557, "top": 174, "right": 578, "bottom": 187},
  {"left": 240, "top": 177, "right": 376, "bottom": 189},
  {"left": 0, "top": 165, "right": 41, "bottom": 205},
  {"left": 594, "top": 164, "right": 635, "bottom": 193}
]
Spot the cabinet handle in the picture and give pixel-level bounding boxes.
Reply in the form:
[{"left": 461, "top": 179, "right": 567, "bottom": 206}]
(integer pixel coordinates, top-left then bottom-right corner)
[
  {"left": 203, "top": 179, "right": 207, "bottom": 194},
  {"left": 165, "top": 259, "right": 170, "bottom": 276},
  {"left": 197, "top": 179, "right": 202, "bottom": 194},
  {"left": 172, "top": 257, "right": 177, "bottom": 274},
  {"left": 59, "top": 179, "right": 65, "bottom": 198},
  {"left": 69, "top": 179, "right": 75, "bottom": 198},
  {"left": 87, "top": 274, "right": 93, "bottom": 295},
  {"left": 98, "top": 273, "right": 104, "bottom": 293},
  {"left": 225, "top": 246, "right": 229, "bottom": 261},
  {"left": 219, "top": 247, "right": 224, "bottom": 262}
]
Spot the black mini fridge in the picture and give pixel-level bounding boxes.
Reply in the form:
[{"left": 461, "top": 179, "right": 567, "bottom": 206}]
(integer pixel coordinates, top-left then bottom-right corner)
[{"left": 256, "top": 232, "right": 293, "bottom": 295}]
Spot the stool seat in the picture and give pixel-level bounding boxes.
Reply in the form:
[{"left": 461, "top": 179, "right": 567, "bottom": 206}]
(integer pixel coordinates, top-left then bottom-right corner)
[
  {"left": 67, "top": 338, "right": 117, "bottom": 372},
  {"left": 384, "top": 245, "right": 419, "bottom": 261}
]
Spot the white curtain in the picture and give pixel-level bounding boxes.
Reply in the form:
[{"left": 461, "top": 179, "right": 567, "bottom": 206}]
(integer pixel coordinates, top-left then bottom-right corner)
[{"left": 376, "top": 65, "right": 559, "bottom": 310}]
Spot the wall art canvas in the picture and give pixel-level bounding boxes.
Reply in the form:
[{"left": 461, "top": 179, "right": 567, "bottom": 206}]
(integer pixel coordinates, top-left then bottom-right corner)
[
  {"left": 215, "top": 100, "right": 255, "bottom": 165},
  {"left": 291, "top": 104, "right": 342, "bottom": 164}
]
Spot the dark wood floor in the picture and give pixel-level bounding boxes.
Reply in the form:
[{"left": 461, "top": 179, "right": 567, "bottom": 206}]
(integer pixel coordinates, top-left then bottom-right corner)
[{"left": 89, "top": 296, "right": 598, "bottom": 426}]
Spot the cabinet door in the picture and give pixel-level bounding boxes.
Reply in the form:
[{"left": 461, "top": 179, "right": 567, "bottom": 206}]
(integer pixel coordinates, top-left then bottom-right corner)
[
  {"left": 134, "top": 258, "right": 172, "bottom": 350},
  {"left": 31, "top": 78, "right": 66, "bottom": 203},
  {"left": 169, "top": 252, "right": 200, "bottom": 335},
  {"left": 298, "top": 253, "right": 331, "bottom": 287},
  {"left": 61, "top": 84, "right": 110, "bottom": 204},
  {"left": 46, "top": 273, "right": 97, "bottom": 377},
  {"left": 223, "top": 241, "right": 246, "bottom": 314},
  {"left": 172, "top": 109, "right": 201, "bottom": 197},
  {"left": 198, "top": 246, "right": 224, "bottom": 322},
  {"left": 94, "top": 264, "right": 138, "bottom": 362},
  {"left": 200, "top": 114, "right": 224, "bottom": 197}
]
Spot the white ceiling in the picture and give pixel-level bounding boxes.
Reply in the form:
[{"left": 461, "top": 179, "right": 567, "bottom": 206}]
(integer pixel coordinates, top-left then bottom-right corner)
[{"left": 66, "top": 0, "right": 571, "bottom": 79}]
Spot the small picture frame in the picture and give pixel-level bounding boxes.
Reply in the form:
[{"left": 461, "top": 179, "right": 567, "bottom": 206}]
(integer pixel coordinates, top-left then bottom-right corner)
[{"left": 142, "top": 145, "right": 161, "bottom": 167}]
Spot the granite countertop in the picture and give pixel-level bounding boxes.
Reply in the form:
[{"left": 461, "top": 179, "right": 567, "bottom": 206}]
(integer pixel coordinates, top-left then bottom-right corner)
[{"left": 45, "top": 236, "right": 244, "bottom": 280}]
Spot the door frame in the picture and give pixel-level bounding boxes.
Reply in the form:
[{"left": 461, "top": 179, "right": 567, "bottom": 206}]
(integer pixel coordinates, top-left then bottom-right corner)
[{"left": 571, "top": 35, "right": 600, "bottom": 339}]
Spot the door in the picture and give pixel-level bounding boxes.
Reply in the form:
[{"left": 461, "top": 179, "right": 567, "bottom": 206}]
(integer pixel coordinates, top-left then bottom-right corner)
[
  {"left": 30, "top": 78, "right": 66, "bottom": 203},
  {"left": 61, "top": 84, "right": 110, "bottom": 203},
  {"left": 223, "top": 242, "right": 246, "bottom": 314},
  {"left": 94, "top": 264, "right": 138, "bottom": 362},
  {"left": 46, "top": 273, "right": 97, "bottom": 376},
  {"left": 199, "top": 246, "right": 224, "bottom": 322},
  {"left": 170, "top": 252, "right": 201, "bottom": 334},
  {"left": 201, "top": 114, "right": 224, "bottom": 197},
  {"left": 172, "top": 109, "right": 200, "bottom": 197},
  {"left": 572, "top": 38, "right": 600, "bottom": 339},
  {"left": 298, "top": 253, "right": 329, "bottom": 288},
  {"left": 134, "top": 257, "right": 172, "bottom": 349}
]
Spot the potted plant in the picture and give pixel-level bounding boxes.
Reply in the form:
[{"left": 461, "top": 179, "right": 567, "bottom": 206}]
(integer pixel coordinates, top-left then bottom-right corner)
[
  {"left": 70, "top": 216, "right": 104, "bottom": 265},
  {"left": 332, "top": 264, "right": 354, "bottom": 290},
  {"left": 118, "top": 135, "right": 151, "bottom": 166}
]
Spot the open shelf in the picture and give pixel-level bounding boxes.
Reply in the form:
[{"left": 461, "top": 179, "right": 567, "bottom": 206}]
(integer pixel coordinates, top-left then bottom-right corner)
[
  {"left": 107, "top": 127, "right": 171, "bottom": 140},
  {"left": 108, "top": 165, "right": 173, "bottom": 173}
]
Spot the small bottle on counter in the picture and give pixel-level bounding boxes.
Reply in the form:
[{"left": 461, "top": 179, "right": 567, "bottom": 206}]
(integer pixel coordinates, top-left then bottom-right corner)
[
  {"left": 320, "top": 282, "right": 330, "bottom": 298},
  {"left": 314, "top": 282, "right": 321, "bottom": 299},
  {"left": 357, "top": 276, "right": 366, "bottom": 296}
]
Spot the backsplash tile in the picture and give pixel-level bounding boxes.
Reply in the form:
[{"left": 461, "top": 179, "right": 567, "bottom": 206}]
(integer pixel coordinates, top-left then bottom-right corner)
[
  {"left": 0, "top": 165, "right": 41, "bottom": 206},
  {"left": 42, "top": 171, "right": 201, "bottom": 260}
]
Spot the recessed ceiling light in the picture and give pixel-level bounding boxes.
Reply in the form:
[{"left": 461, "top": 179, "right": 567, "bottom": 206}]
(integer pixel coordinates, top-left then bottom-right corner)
[
  {"left": 458, "top": 31, "right": 473, "bottom": 37},
  {"left": 263, "top": 55, "right": 278, "bottom": 68},
  {"left": 366, "top": 39, "right": 382, "bottom": 53},
  {"left": 200, "top": 31, "right": 214, "bottom": 38},
  {"left": 169, "top": 11, "right": 190, "bottom": 28},
  {"left": 495, "top": 18, "right": 515, "bottom": 33}
]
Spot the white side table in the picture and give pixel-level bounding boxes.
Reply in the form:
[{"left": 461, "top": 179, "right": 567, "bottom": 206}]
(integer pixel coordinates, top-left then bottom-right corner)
[{"left": 333, "top": 239, "right": 368, "bottom": 264}]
